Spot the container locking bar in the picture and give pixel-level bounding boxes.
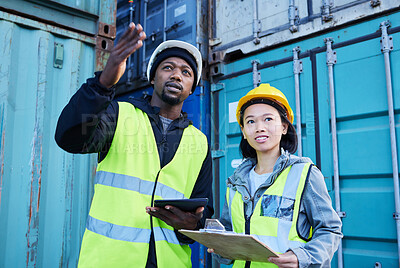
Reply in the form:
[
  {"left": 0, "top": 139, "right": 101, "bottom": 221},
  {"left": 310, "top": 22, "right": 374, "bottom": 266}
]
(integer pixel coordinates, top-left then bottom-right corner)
[
  {"left": 141, "top": 0, "right": 149, "bottom": 80},
  {"left": 252, "top": 0, "right": 261, "bottom": 44},
  {"left": 324, "top": 37, "right": 343, "bottom": 268},
  {"left": 293, "top": 46, "right": 303, "bottom": 156},
  {"left": 127, "top": 0, "right": 135, "bottom": 85},
  {"left": 380, "top": 20, "right": 400, "bottom": 266}
]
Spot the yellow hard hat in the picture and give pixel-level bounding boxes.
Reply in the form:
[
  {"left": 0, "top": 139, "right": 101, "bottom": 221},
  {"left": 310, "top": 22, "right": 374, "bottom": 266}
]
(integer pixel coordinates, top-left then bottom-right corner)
[{"left": 236, "top": 84, "right": 294, "bottom": 125}]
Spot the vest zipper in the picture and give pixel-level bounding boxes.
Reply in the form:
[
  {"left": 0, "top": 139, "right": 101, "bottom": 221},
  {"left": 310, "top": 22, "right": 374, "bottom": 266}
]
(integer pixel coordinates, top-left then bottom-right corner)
[
  {"left": 158, "top": 135, "right": 167, "bottom": 166},
  {"left": 245, "top": 213, "right": 251, "bottom": 268},
  {"left": 150, "top": 170, "right": 161, "bottom": 252},
  {"left": 245, "top": 191, "right": 254, "bottom": 268}
]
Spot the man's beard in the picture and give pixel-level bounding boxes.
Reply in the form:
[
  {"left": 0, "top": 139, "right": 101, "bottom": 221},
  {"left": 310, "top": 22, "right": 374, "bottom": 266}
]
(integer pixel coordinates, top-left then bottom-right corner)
[{"left": 161, "top": 87, "right": 180, "bottom": 105}]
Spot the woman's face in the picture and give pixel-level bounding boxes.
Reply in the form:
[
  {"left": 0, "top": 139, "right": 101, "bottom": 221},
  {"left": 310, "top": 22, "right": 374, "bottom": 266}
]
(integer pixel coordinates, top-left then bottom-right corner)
[{"left": 241, "top": 103, "right": 287, "bottom": 156}]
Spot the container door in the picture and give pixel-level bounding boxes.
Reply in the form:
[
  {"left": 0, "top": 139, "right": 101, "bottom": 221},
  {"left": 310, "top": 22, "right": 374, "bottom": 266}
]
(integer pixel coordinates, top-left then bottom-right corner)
[
  {"left": 0, "top": 0, "right": 116, "bottom": 267},
  {"left": 213, "top": 11, "right": 400, "bottom": 268},
  {"left": 315, "top": 24, "right": 400, "bottom": 267}
]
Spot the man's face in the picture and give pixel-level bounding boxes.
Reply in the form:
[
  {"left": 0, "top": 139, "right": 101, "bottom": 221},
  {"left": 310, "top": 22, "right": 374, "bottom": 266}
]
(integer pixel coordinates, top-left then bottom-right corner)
[{"left": 151, "top": 57, "right": 195, "bottom": 106}]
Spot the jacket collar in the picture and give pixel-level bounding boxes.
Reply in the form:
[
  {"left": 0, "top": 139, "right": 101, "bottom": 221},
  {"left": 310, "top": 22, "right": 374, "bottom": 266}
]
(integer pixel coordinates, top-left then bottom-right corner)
[
  {"left": 228, "top": 149, "right": 314, "bottom": 187},
  {"left": 127, "top": 95, "right": 192, "bottom": 129}
]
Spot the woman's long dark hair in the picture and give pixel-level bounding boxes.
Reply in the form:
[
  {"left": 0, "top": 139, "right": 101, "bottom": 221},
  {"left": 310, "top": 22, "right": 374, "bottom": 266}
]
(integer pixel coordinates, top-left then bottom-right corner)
[{"left": 239, "top": 100, "right": 298, "bottom": 158}]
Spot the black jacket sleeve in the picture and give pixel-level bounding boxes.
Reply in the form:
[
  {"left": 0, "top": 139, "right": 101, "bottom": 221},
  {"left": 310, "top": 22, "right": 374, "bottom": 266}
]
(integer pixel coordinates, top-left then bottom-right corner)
[
  {"left": 55, "top": 72, "right": 118, "bottom": 154},
  {"left": 175, "top": 145, "right": 214, "bottom": 244}
]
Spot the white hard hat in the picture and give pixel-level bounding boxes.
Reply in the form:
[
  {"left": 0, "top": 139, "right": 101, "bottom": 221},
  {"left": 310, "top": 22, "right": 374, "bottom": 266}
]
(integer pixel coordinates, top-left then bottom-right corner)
[{"left": 146, "top": 40, "right": 202, "bottom": 86}]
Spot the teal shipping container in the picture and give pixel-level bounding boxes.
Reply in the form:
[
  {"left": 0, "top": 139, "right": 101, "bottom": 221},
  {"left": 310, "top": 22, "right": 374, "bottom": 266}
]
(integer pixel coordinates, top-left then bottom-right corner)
[
  {"left": 210, "top": 1, "right": 400, "bottom": 267},
  {"left": 0, "top": 0, "right": 116, "bottom": 267}
]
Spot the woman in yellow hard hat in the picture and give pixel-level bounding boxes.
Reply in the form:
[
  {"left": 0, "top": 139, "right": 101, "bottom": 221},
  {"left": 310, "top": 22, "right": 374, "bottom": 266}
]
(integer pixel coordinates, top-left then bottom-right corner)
[{"left": 210, "top": 84, "right": 342, "bottom": 267}]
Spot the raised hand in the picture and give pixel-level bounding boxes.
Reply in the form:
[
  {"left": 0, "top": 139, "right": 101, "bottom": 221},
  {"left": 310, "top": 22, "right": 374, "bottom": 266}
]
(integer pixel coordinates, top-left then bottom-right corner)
[{"left": 99, "top": 22, "right": 146, "bottom": 88}]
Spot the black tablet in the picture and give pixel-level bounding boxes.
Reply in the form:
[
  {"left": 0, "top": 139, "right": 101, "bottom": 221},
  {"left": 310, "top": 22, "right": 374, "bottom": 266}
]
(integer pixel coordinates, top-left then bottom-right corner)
[{"left": 154, "top": 198, "right": 208, "bottom": 212}]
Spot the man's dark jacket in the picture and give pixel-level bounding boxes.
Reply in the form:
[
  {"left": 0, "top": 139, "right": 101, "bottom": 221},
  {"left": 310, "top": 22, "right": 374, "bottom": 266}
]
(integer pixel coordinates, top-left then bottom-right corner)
[{"left": 55, "top": 72, "right": 214, "bottom": 267}]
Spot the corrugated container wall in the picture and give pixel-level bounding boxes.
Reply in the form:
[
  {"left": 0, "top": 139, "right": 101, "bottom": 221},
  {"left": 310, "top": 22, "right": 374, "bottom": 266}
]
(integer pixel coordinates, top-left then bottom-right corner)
[
  {"left": 210, "top": 0, "right": 400, "bottom": 267},
  {"left": 0, "top": 0, "right": 116, "bottom": 267}
]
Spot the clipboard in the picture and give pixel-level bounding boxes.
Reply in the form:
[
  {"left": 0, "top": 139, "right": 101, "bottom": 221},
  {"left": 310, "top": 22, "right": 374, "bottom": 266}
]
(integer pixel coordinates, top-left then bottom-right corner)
[{"left": 179, "top": 220, "right": 279, "bottom": 262}]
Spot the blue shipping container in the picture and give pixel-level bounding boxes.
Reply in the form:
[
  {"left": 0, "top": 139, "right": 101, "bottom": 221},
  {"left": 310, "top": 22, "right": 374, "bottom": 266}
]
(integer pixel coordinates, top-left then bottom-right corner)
[
  {"left": 212, "top": 10, "right": 400, "bottom": 268},
  {"left": 115, "top": 0, "right": 204, "bottom": 87}
]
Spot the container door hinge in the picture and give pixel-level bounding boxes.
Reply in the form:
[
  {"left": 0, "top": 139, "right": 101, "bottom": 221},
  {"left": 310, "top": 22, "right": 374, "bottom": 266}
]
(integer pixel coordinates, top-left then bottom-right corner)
[
  {"left": 251, "top": 60, "right": 261, "bottom": 88},
  {"left": 211, "top": 150, "right": 225, "bottom": 159},
  {"left": 321, "top": 0, "right": 333, "bottom": 22},
  {"left": 289, "top": 3, "right": 300, "bottom": 33},
  {"left": 211, "top": 83, "right": 225, "bottom": 92},
  {"left": 293, "top": 46, "right": 303, "bottom": 74},
  {"left": 370, "top": 0, "right": 381, "bottom": 8},
  {"left": 253, "top": 19, "right": 261, "bottom": 44},
  {"left": 324, "top": 38, "right": 337, "bottom": 66},
  {"left": 380, "top": 21, "right": 393, "bottom": 53}
]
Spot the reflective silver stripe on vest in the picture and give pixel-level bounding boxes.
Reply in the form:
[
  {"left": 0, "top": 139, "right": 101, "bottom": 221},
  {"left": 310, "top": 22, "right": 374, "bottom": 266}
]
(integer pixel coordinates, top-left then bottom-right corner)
[
  {"left": 281, "top": 163, "right": 306, "bottom": 199},
  {"left": 87, "top": 215, "right": 151, "bottom": 243},
  {"left": 96, "top": 171, "right": 185, "bottom": 199},
  {"left": 262, "top": 163, "right": 308, "bottom": 253},
  {"left": 87, "top": 216, "right": 180, "bottom": 245},
  {"left": 153, "top": 227, "right": 180, "bottom": 245}
]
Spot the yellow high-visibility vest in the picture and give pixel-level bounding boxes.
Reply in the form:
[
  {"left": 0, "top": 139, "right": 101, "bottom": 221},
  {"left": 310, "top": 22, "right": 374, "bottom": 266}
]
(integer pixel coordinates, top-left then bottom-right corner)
[
  {"left": 227, "top": 163, "right": 312, "bottom": 268},
  {"left": 78, "top": 101, "right": 208, "bottom": 268}
]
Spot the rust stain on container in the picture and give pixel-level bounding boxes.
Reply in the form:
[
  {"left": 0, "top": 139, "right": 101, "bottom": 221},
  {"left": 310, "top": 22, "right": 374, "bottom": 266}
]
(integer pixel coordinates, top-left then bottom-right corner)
[
  {"left": 26, "top": 35, "right": 47, "bottom": 267},
  {"left": 95, "top": 3, "right": 116, "bottom": 71},
  {"left": 95, "top": 22, "right": 115, "bottom": 71},
  {"left": 26, "top": 137, "right": 43, "bottom": 267},
  {"left": 95, "top": 37, "right": 113, "bottom": 71},
  {"left": 37, "top": 145, "right": 42, "bottom": 213}
]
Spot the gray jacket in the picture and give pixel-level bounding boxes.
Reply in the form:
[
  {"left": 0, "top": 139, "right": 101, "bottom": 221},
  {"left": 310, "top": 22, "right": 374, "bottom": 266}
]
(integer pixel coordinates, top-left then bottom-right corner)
[{"left": 216, "top": 150, "right": 343, "bottom": 267}]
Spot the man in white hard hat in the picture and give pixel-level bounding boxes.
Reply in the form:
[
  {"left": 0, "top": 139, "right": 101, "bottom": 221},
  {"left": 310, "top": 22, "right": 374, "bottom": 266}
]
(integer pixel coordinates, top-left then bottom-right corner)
[{"left": 55, "top": 23, "right": 213, "bottom": 268}]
